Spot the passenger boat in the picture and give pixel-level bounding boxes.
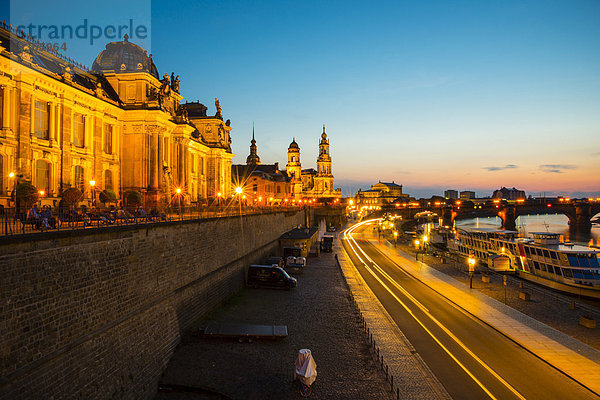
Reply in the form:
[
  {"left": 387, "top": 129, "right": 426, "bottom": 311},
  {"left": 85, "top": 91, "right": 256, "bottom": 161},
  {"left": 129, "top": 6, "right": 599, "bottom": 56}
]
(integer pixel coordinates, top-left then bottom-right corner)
[{"left": 446, "top": 228, "right": 600, "bottom": 299}]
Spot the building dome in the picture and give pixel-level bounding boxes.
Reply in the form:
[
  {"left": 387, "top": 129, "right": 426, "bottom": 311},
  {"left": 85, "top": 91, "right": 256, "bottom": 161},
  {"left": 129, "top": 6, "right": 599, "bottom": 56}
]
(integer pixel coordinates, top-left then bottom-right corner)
[
  {"left": 321, "top": 125, "right": 328, "bottom": 142},
  {"left": 91, "top": 34, "right": 159, "bottom": 79},
  {"left": 288, "top": 137, "right": 300, "bottom": 151}
]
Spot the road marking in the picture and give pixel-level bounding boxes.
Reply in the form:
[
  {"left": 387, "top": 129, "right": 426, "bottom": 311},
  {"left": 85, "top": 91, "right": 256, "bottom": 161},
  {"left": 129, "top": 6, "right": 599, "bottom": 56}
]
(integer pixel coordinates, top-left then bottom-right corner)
[{"left": 343, "top": 221, "right": 526, "bottom": 400}]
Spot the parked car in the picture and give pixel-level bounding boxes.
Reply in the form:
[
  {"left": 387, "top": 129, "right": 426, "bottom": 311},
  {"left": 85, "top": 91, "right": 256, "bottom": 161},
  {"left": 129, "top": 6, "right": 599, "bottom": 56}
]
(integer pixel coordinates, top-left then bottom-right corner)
[{"left": 247, "top": 265, "right": 297, "bottom": 289}]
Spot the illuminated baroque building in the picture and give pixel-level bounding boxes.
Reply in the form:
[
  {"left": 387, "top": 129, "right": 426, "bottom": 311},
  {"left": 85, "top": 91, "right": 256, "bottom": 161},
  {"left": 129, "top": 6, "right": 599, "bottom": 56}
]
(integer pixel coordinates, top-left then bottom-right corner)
[
  {"left": 0, "top": 24, "right": 233, "bottom": 209},
  {"left": 232, "top": 125, "right": 341, "bottom": 203},
  {"left": 355, "top": 181, "right": 409, "bottom": 207},
  {"left": 288, "top": 125, "right": 342, "bottom": 200}
]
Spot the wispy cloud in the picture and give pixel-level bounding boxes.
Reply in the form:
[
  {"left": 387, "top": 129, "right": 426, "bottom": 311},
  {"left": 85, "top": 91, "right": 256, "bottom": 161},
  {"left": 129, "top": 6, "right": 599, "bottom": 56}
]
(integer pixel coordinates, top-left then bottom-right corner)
[
  {"left": 483, "top": 164, "right": 518, "bottom": 172},
  {"left": 591, "top": 152, "right": 600, "bottom": 157},
  {"left": 539, "top": 164, "right": 578, "bottom": 174}
]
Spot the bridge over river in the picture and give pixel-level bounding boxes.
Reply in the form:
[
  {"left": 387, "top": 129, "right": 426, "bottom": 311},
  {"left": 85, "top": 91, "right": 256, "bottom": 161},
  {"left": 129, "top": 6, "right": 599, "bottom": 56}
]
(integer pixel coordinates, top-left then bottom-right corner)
[{"left": 370, "top": 199, "right": 600, "bottom": 233}]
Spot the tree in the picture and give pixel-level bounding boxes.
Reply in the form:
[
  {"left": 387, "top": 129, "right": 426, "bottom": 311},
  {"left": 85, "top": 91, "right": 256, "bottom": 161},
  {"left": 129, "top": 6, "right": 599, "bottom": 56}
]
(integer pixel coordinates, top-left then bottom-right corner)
[
  {"left": 99, "top": 189, "right": 117, "bottom": 205},
  {"left": 15, "top": 182, "right": 39, "bottom": 209},
  {"left": 126, "top": 190, "right": 144, "bottom": 207},
  {"left": 61, "top": 187, "right": 84, "bottom": 208}
]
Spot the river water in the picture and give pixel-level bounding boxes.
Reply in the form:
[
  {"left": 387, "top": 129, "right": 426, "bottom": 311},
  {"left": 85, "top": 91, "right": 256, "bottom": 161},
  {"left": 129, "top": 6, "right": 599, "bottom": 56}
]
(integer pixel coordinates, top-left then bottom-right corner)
[{"left": 454, "top": 213, "right": 600, "bottom": 247}]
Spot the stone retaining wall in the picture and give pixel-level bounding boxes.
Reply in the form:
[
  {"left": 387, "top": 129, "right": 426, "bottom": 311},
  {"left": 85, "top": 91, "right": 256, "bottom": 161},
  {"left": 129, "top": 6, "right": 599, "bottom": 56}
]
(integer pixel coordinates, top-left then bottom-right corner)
[{"left": 0, "top": 210, "right": 305, "bottom": 399}]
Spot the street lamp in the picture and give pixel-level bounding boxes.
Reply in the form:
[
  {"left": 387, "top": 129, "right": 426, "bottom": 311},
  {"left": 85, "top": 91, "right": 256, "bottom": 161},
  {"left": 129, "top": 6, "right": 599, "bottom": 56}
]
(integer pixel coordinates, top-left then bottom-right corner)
[
  {"left": 415, "top": 239, "right": 420, "bottom": 261},
  {"left": 89, "top": 180, "right": 96, "bottom": 208},
  {"left": 176, "top": 187, "right": 182, "bottom": 217},
  {"left": 8, "top": 172, "right": 15, "bottom": 208},
  {"left": 393, "top": 230, "right": 398, "bottom": 247},
  {"left": 235, "top": 186, "right": 243, "bottom": 215},
  {"left": 468, "top": 255, "right": 476, "bottom": 288}
]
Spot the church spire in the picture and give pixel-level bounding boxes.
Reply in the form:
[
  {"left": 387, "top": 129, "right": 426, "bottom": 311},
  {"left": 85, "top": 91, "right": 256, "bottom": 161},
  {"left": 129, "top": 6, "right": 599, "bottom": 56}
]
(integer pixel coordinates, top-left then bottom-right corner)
[{"left": 246, "top": 122, "right": 260, "bottom": 165}]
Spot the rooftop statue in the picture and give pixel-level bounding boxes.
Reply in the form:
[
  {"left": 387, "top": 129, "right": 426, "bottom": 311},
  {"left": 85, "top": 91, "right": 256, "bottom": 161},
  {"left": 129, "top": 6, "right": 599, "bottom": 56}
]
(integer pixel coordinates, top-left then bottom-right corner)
[{"left": 215, "top": 97, "right": 222, "bottom": 119}]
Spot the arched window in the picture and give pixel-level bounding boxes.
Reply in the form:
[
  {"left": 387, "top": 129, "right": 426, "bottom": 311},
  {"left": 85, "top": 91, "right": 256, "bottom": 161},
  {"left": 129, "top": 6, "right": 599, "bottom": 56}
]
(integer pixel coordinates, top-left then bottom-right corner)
[
  {"left": 253, "top": 183, "right": 258, "bottom": 193},
  {"left": 104, "top": 170, "right": 113, "bottom": 191},
  {"left": 36, "top": 160, "right": 50, "bottom": 193},
  {"left": 74, "top": 165, "right": 84, "bottom": 193}
]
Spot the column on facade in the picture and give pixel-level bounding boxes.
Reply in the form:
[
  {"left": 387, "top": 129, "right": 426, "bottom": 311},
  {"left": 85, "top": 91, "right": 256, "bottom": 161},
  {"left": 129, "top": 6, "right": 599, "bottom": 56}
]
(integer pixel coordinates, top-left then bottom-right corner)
[
  {"left": 149, "top": 131, "right": 159, "bottom": 191},
  {"left": 48, "top": 102, "right": 55, "bottom": 144},
  {"left": 178, "top": 140, "right": 185, "bottom": 188},
  {"left": 157, "top": 132, "right": 163, "bottom": 192},
  {"left": 2, "top": 87, "right": 11, "bottom": 129}
]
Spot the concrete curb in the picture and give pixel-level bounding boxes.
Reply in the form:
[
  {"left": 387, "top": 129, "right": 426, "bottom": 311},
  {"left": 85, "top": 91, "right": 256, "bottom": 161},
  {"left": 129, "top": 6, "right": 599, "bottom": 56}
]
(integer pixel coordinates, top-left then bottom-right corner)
[{"left": 334, "top": 234, "right": 451, "bottom": 400}]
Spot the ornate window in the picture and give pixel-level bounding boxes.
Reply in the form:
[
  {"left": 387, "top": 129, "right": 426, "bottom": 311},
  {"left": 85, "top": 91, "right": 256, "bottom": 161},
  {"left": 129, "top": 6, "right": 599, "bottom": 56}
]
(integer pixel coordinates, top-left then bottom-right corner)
[
  {"left": 34, "top": 100, "right": 49, "bottom": 139},
  {"left": 74, "top": 165, "right": 84, "bottom": 193},
  {"left": 103, "top": 124, "right": 113, "bottom": 154},
  {"left": 36, "top": 160, "right": 50, "bottom": 193},
  {"left": 73, "top": 113, "right": 85, "bottom": 148},
  {"left": 104, "top": 170, "right": 113, "bottom": 191}
]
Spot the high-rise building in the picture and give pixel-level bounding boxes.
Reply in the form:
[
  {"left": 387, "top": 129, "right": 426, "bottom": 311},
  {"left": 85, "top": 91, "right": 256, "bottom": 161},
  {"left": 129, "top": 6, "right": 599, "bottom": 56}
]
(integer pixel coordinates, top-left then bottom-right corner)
[{"left": 444, "top": 190, "right": 459, "bottom": 200}]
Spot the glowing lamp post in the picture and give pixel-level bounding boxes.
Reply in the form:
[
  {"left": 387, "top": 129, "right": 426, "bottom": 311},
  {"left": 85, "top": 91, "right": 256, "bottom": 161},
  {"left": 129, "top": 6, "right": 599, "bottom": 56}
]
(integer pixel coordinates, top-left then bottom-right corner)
[
  {"left": 89, "top": 180, "right": 96, "bottom": 208},
  {"left": 235, "top": 186, "right": 243, "bottom": 215},
  {"left": 9, "top": 172, "right": 16, "bottom": 209},
  {"left": 415, "top": 239, "right": 420, "bottom": 261},
  {"left": 468, "top": 255, "right": 476, "bottom": 289},
  {"left": 393, "top": 230, "right": 398, "bottom": 247},
  {"left": 176, "top": 187, "right": 182, "bottom": 217}
]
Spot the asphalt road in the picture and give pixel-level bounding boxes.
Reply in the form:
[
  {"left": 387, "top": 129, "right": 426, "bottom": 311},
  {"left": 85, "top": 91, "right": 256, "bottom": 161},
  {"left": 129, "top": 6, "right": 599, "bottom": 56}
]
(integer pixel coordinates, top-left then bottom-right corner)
[{"left": 343, "top": 221, "right": 599, "bottom": 400}]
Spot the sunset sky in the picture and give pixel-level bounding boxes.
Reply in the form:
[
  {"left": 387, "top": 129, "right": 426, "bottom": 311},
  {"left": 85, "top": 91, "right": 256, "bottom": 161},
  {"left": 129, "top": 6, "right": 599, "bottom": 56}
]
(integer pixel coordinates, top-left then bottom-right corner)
[{"left": 5, "top": 0, "right": 600, "bottom": 198}]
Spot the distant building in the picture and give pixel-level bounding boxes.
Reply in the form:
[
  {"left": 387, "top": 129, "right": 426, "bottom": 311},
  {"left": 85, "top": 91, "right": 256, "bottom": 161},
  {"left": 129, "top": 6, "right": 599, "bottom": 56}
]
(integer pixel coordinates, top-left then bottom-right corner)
[
  {"left": 444, "top": 190, "right": 459, "bottom": 200},
  {"left": 286, "top": 125, "right": 342, "bottom": 199},
  {"left": 460, "top": 191, "right": 476, "bottom": 200},
  {"left": 355, "top": 181, "right": 410, "bottom": 208},
  {"left": 492, "top": 187, "right": 526, "bottom": 200}
]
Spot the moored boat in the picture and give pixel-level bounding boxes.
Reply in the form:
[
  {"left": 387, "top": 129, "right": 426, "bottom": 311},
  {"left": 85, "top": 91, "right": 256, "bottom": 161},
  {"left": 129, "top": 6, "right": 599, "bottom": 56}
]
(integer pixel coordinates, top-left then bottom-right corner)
[{"left": 446, "top": 228, "right": 600, "bottom": 299}]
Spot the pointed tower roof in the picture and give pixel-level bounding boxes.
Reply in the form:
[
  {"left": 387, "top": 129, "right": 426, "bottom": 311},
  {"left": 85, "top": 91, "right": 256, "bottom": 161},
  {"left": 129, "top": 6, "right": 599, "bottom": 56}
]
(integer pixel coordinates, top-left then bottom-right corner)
[
  {"left": 320, "top": 125, "right": 328, "bottom": 143},
  {"left": 288, "top": 136, "right": 300, "bottom": 150},
  {"left": 246, "top": 122, "right": 261, "bottom": 165}
]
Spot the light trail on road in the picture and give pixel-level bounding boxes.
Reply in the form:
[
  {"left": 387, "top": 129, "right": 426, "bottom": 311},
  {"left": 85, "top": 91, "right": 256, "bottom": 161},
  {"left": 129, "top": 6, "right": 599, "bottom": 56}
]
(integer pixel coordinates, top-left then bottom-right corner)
[{"left": 342, "top": 219, "right": 598, "bottom": 400}]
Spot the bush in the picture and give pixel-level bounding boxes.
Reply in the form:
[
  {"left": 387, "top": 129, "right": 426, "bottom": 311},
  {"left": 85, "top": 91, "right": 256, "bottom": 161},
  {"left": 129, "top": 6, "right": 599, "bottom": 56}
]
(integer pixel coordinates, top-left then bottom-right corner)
[
  {"left": 99, "top": 189, "right": 117, "bottom": 204},
  {"left": 61, "top": 187, "right": 84, "bottom": 207},
  {"left": 126, "top": 190, "right": 144, "bottom": 207}
]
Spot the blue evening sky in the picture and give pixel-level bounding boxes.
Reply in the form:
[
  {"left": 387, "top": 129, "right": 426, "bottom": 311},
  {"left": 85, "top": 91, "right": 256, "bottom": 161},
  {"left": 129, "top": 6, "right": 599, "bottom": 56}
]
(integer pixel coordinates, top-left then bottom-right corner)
[{"left": 4, "top": 1, "right": 600, "bottom": 197}]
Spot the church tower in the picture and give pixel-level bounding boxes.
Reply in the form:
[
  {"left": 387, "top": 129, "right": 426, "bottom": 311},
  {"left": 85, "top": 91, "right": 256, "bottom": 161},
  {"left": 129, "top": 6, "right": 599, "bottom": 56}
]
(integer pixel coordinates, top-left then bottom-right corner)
[
  {"left": 246, "top": 124, "right": 261, "bottom": 165},
  {"left": 286, "top": 138, "right": 303, "bottom": 199},
  {"left": 315, "top": 125, "right": 334, "bottom": 195}
]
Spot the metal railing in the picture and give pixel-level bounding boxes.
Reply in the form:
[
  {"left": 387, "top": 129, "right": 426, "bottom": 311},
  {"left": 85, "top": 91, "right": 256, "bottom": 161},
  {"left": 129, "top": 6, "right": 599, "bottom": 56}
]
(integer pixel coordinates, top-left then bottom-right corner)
[{"left": 0, "top": 205, "right": 306, "bottom": 238}]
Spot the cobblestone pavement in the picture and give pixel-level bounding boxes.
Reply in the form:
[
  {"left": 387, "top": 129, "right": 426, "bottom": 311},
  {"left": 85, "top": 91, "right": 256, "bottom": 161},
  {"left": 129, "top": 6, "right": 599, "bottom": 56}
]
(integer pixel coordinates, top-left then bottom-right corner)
[
  {"left": 154, "top": 251, "right": 393, "bottom": 400},
  {"left": 398, "top": 243, "right": 600, "bottom": 350}
]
